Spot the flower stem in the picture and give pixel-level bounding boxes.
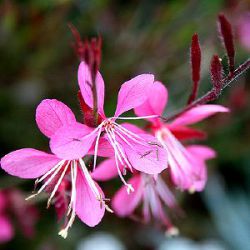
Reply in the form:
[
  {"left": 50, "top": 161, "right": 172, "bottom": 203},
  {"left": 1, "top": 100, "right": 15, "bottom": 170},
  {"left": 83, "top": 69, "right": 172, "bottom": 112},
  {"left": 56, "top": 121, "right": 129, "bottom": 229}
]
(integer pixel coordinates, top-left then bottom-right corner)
[{"left": 161, "top": 58, "right": 250, "bottom": 122}]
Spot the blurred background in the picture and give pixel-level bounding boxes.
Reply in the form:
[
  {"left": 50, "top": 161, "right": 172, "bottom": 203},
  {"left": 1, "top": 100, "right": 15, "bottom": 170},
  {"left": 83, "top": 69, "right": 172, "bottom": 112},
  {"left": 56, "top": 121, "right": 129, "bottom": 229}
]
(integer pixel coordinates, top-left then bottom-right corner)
[{"left": 0, "top": 0, "right": 250, "bottom": 249}]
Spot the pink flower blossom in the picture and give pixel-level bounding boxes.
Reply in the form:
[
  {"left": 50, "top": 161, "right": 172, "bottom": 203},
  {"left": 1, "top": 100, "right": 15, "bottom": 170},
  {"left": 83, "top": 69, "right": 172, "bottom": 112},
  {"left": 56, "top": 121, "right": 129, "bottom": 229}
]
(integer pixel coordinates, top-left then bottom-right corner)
[
  {"left": 50, "top": 62, "right": 168, "bottom": 193},
  {"left": 112, "top": 172, "right": 179, "bottom": 235},
  {"left": 0, "top": 189, "right": 38, "bottom": 243},
  {"left": 92, "top": 124, "right": 179, "bottom": 234},
  {"left": 135, "top": 81, "right": 229, "bottom": 192},
  {"left": 1, "top": 99, "right": 110, "bottom": 238}
]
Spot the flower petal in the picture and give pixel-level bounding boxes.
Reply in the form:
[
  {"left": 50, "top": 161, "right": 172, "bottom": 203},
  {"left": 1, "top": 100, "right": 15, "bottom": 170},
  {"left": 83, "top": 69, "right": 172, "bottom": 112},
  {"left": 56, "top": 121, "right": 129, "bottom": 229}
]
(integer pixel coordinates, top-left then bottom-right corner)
[
  {"left": 0, "top": 149, "right": 60, "bottom": 179},
  {"left": 91, "top": 158, "right": 119, "bottom": 181},
  {"left": 75, "top": 170, "right": 105, "bottom": 227},
  {"left": 121, "top": 134, "right": 168, "bottom": 175},
  {"left": 114, "top": 74, "right": 154, "bottom": 117},
  {"left": 121, "top": 123, "right": 146, "bottom": 134},
  {"left": 50, "top": 123, "right": 96, "bottom": 160},
  {"left": 112, "top": 175, "right": 143, "bottom": 217},
  {"left": 0, "top": 216, "right": 14, "bottom": 243},
  {"left": 36, "top": 99, "right": 76, "bottom": 138},
  {"left": 171, "top": 105, "right": 229, "bottom": 126},
  {"left": 88, "top": 136, "right": 114, "bottom": 158},
  {"left": 78, "top": 61, "right": 105, "bottom": 117},
  {"left": 135, "top": 81, "right": 168, "bottom": 121},
  {"left": 168, "top": 125, "right": 207, "bottom": 140},
  {"left": 186, "top": 145, "right": 216, "bottom": 160}
]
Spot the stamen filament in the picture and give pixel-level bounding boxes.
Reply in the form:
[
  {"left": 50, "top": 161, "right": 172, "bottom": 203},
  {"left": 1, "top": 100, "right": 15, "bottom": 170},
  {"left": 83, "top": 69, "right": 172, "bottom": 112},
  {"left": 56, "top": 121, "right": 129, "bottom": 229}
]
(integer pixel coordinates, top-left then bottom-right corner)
[
  {"left": 114, "top": 123, "right": 148, "bottom": 147},
  {"left": 109, "top": 129, "right": 134, "bottom": 172},
  {"left": 35, "top": 160, "right": 65, "bottom": 184},
  {"left": 26, "top": 160, "right": 65, "bottom": 200},
  {"left": 111, "top": 115, "right": 158, "bottom": 120},
  {"left": 106, "top": 130, "right": 134, "bottom": 194},
  {"left": 92, "top": 125, "right": 104, "bottom": 171},
  {"left": 59, "top": 160, "right": 78, "bottom": 239},
  {"left": 79, "top": 158, "right": 102, "bottom": 199},
  {"left": 47, "top": 161, "right": 71, "bottom": 208}
]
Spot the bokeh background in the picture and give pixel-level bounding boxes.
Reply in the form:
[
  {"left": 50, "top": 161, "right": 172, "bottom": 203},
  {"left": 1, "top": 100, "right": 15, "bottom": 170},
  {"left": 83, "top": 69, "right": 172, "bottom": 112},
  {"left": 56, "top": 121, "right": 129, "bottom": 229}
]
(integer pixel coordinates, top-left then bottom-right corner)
[{"left": 0, "top": 0, "right": 250, "bottom": 249}]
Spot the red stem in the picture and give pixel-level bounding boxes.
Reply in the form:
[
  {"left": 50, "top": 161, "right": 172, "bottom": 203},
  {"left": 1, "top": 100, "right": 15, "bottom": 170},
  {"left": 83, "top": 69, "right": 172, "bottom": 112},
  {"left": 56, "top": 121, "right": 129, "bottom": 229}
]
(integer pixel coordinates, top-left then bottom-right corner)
[{"left": 161, "top": 58, "right": 250, "bottom": 122}]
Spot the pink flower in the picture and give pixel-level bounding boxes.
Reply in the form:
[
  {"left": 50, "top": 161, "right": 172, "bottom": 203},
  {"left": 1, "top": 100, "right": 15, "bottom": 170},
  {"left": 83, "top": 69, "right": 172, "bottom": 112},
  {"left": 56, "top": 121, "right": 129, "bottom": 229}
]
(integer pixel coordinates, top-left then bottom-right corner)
[
  {"left": 50, "top": 62, "right": 168, "bottom": 193},
  {"left": 112, "top": 172, "right": 179, "bottom": 235},
  {"left": 92, "top": 124, "right": 179, "bottom": 234},
  {"left": 0, "top": 189, "right": 38, "bottom": 243},
  {"left": 135, "top": 81, "right": 229, "bottom": 192},
  {"left": 0, "top": 192, "right": 13, "bottom": 243},
  {"left": 1, "top": 99, "right": 109, "bottom": 238}
]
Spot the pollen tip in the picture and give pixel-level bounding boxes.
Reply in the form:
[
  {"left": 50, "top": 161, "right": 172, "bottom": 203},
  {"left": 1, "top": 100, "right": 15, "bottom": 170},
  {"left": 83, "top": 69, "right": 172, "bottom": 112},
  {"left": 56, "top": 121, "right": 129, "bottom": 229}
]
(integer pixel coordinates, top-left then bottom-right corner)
[
  {"left": 166, "top": 226, "right": 179, "bottom": 237},
  {"left": 126, "top": 184, "right": 134, "bottom": 194},
  {"left": 188, "top": 186, "right": 196, "bottom": 194},
  {"left": 105, "top": 204, "right": 114, "bottom": 213},
  {"left": 58, "top": 229, "right": 68, "bottom": 239}
]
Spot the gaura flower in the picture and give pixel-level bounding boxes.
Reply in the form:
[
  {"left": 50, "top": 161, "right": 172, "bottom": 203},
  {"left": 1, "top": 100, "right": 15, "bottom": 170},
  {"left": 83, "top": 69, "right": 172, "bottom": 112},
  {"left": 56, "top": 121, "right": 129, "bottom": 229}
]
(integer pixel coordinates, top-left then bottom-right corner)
[
  {"left": 91, "top": 124, "right": 179, "bottom": 235},
  {"left": 112, "top": 172, "right": 178, "bottom": 235},
  {"left": 50, "top": 62, "right": 168, "bottom": 193},
  {"left": 92, "top": 155, "right": 179, "bottom": 235},
  {"left": 1, "top": 99, "right": 110, "bottom": 238},
  {"left": 135, "top": 81, "right": 229, "bottom": 192}
]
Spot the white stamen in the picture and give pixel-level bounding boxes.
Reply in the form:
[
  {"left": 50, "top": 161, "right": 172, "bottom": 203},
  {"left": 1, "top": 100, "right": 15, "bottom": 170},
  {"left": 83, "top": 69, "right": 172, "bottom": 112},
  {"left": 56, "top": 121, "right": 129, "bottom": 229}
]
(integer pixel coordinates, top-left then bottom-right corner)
[
  {"left": 26, "top": 160, "right": 65, "bottom": 201},
  {"left": 114, "top": 123, "right": 148, "bottom": 147},
  {"left": 114, "top": 129, "right": 135, "bottom": 149},
  {"left": 35, "top": 160, "right": 65, "bottom": 184},
  {"left": 106, "top": 130, "right": 134, "bottom": 194},
  {"left": 92, "top": 125, "right": 104, "bottom": 171},
  {"left": 59, "top": 160, "right": 78, "bottom": 238},
  {"left": 105, "top": 128, "right": 126, "bottom": 168},
  {"left": 79, "top": 158, "right": 102, "bottom": 199},
  {"left": 84, "top": 121, "right": 105, "bottom": 138},
  {"left": 108, "top": 129, "right": 134, "bottom": 172},
  {"left": 67, "top": 161, "right": 77, "bottom": 215},
  {"left": 111, "top": 115, "right": 158, "bottom": 120},
  {"left": 47, "top": 161, "right": 71, "bottom": 208}
]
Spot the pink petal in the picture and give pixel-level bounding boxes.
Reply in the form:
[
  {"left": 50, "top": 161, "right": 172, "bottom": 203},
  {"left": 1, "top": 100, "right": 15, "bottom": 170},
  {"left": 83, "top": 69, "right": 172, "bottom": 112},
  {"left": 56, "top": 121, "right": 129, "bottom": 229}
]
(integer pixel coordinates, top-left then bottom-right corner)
[
  {"left": 168, "top": 125, "right": 207, "bottom": 140},
  {"left": 78, "top": 61, "right": 105, "bottom": 117},
  {"left": 121, "top": 123, "right": 146, "bottom": 134},
  {"left": 114, "top": 74, "right": 154, "bottom": 117},
  {"left": 0, "top": 216, "right": 14, "bottom": 243},
  {"left": 112, "top": 175, "right": 143, "bottom": 217},
  {"left": 186, "top": 145, "right": 216, "bottom": 160},
  {"left": 91, "top": 158, "right": 119, "bottom": 181},
  {"left": 88, "top": 136, "right": 114, "bottom": 158},
  {"left": 75, "top": 170, "right": 105, "bottom": 227},
  {"left": 171, "top": 105, "right": 229, "bottom": 126},
  {"left": 177, "top": 145, "right": 214, "bottom": 191},
  {"left": 1, "top": 149, "right": 60, "bottom": 179},
  {"left": 135, "top": 81, "right": 168, "bottom": 121},
  {"left": 188, "top": 161, "right": 207, "bottom": 192},
  {"left": 50, "top": 122, "right": 97, "bottom": 160},
  {"left": 36, "top": 99, "right": 76, "bottom": 138},
  {"left": 121, "top": 134, "right": 168, "bottom": 175}
]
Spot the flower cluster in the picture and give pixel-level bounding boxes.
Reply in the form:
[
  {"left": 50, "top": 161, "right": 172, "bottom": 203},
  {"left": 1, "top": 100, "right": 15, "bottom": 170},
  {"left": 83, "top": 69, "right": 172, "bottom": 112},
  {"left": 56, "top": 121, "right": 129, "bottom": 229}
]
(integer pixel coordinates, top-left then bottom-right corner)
[
  {"left": 1, "top": 14, "right": 249, "bottom": 238},
  {"left": 0, "top": 61, "right": 227, "bottom": 237}
]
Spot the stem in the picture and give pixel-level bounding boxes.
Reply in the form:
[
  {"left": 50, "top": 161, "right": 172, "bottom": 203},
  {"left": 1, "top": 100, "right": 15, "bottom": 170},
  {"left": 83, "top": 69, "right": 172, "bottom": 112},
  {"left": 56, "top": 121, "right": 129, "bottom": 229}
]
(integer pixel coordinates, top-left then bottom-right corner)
[
  {"left": 91, "top": 72, "right": 99, "bottom": 126},
  {"left": 161, "top": 58, "right": 250, "bottom": 122}
]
